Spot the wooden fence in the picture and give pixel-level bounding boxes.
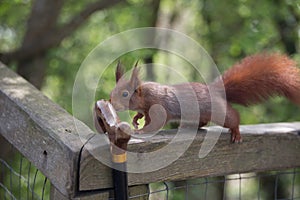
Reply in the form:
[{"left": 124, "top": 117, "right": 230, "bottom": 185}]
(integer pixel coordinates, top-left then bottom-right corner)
[{"left": 1, "top": 62, "right": 300, "bottom": 199}]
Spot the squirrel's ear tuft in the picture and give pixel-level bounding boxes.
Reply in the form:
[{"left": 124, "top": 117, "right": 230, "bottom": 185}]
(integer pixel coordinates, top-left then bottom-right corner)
[
  {"left": 116, "top": 60, "right": 124, "bottom": 83},
  {"left": 130, "top": 60, "right": 141, "bottom": 89}
]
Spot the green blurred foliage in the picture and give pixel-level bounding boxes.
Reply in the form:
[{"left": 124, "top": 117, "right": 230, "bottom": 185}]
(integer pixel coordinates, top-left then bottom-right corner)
[
  {"left": 0, "top": 0, "right": 31, "bottom": 52},
  {"left": 1, "top": 0, "right": 299, "bottom": 124}
]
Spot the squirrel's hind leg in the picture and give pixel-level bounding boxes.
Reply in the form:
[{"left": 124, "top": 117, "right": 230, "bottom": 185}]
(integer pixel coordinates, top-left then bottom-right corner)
[
  {"left": 224, "top": 104, "right": 242, "bottom": 143},
  {"left": 218, "top": 104, "right": 242, "bottom": 143}
]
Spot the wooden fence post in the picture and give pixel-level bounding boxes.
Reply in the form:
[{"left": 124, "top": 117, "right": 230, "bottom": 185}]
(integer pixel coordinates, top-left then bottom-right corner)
[
  {"left": 50, "top": 185, "right": 110, "bottom": 200},
  {"left": 129, "top": 185, "right": 149, "bottom": 200}
]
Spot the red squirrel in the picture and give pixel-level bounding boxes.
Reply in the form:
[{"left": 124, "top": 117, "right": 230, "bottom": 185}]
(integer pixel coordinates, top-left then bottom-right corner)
[{"left": 110, "top": 53, "right": 300, "bottom": 143}]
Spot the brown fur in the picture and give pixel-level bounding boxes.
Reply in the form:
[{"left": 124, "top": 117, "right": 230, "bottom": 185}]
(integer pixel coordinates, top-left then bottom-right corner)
[
  {"left": 110, "top": 54, "right": 300, "bottom": 143},
  {"left": 219, "top": 53, "right": 300, "bottom": 106}
]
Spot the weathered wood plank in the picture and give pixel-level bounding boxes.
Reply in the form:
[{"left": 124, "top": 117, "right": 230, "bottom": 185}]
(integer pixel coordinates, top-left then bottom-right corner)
[
  {"left": 50, "top": 185, "right": 110, "bottom": 200},
  {"left": 0, "top": 63, "right": 94, "bottom": 197},
  {"left": 128, "top": 185, "right": 149, "bottom": 200},
  {"left": 79, "top": 122, "right": 300, "bottom": 191}
]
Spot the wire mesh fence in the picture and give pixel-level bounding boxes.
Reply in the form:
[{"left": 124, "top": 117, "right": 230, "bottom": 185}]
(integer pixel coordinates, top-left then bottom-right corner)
[
  {"left": 124, "top": 169, "right": 300, "bottom": 200},
  {"left": 0, "top": 135, "right": 50, "bottom": 200}
]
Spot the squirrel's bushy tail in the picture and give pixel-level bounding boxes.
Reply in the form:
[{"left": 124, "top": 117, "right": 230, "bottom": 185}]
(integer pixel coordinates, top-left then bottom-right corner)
[{"left": 217, "top": 53, "right": 300, "bottom": 106}]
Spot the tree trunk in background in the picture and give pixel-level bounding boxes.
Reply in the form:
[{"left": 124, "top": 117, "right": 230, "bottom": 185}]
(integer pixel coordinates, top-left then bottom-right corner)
[
  {"left": 0, "top": 0, "right": 125, "bottom": 89},
  {"left": 144, "top": 57, "right": 156, "bottom": 81},
  {"left": 17, "top": 55, "right": 47, "bottom": 89},
  {"left": 143, "top": 0, "right": 161, "bottom": 81},
  {"left": 16, "top": 0, "right": 62, "bottom": 89},
  {"left": 274, "top": 0, "right": 299, "bottom": 55}
]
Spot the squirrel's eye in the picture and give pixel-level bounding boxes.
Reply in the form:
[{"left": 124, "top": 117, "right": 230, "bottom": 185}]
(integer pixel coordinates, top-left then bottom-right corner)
[{"left": 122, "top": 91, "right": 129, "bottom": 98}]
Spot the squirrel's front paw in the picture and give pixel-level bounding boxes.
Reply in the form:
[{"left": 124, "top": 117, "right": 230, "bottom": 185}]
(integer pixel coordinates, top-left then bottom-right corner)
[
  {"left": 132, "top": 113, "right": 144, "bottom": 129},
  {"left": 132, "top": 121, "right": 139, "bottom": 129}
]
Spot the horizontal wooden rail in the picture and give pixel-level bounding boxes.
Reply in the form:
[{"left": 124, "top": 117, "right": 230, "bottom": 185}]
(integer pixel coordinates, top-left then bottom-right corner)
[
  {"left": 1, "top": 62, "right": 300, "bottom": 198},
  {"left": 79, "top": 122, "right": 300, "bottom": 191}
]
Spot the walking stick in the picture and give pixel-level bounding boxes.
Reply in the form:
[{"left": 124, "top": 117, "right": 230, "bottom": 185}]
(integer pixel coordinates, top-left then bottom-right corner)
[{"left": 94, "top": 100, "right": 132, "bottom": 200}]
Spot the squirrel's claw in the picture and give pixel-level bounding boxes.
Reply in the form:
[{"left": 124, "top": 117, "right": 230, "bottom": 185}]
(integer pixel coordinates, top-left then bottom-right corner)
[
  {"left": 231, "top": 135, "right": 242, "bottom": 143},
  {"left": 230, "top": 128, "right": 242, "bottom": 143},
  {"left": 132, "top": 113, "right": 144, "bottom": 129},
  {"left": 132, "top": 121, "right": 139, "bottom": 129}
]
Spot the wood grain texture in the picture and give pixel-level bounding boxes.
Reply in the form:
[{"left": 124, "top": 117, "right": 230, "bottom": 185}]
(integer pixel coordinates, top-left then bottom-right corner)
[
  {"left": 79, "top": 122, "right": 300, "bottom": 191},
  {"left": 128, "top": 185, "right": 149, "bottom": 200},
  {"left": 0, "top": 63, "right": 94, "bottom": 197},
  {"left": 50, "top": 185, "right": 111, "bottom": 200}
]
